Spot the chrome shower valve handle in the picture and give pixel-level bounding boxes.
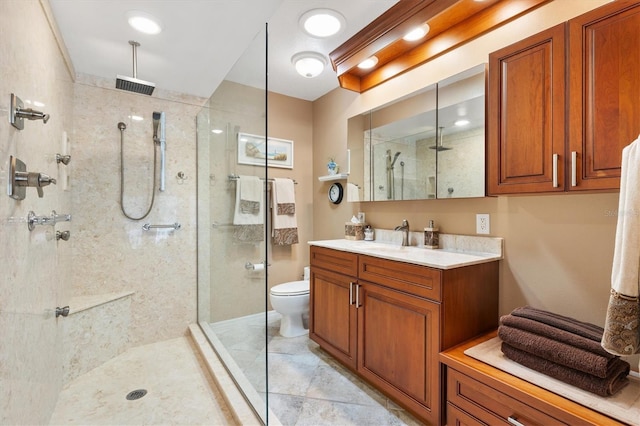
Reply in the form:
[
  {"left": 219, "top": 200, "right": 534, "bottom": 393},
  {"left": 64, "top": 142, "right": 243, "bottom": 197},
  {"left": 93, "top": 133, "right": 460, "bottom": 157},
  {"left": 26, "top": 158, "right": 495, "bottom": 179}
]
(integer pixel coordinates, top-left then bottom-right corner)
[{"left": 8, "top": 155, "right": 56, "bottom": 199}]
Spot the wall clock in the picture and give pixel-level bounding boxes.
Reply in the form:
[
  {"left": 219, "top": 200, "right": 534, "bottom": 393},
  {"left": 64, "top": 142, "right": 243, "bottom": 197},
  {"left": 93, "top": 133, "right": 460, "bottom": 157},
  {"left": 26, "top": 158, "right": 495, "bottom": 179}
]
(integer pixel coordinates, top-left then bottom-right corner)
[{"left": 328, "top": 182, "right": 343, "bottom": 204}]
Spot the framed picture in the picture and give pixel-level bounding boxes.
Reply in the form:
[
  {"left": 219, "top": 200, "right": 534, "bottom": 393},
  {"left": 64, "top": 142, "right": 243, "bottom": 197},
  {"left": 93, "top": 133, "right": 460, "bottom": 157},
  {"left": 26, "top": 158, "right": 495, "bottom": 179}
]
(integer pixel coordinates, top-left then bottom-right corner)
[{"left": 237, "top": 132, "right": 294, "bottom": 169}]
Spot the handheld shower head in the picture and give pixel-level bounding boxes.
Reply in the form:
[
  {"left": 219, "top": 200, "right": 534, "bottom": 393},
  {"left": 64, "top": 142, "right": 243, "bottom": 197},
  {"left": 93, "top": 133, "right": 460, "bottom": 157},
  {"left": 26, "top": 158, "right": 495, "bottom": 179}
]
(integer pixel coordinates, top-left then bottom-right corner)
[
  {"left": 153, "top": 111, "right": 161, "bottom": 144},
  {"left": 390, "top": 151, "right": 401, "bottom": 168}
]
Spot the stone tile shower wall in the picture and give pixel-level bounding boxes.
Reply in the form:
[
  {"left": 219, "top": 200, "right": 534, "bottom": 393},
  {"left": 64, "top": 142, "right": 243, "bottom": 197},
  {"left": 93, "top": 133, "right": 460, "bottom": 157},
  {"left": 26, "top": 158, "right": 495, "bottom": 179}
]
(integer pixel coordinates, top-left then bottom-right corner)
[
  {"left": 71, "top": 75, "right": 206, "bottom": 347},
  {"left": 0, "top": 1, "right": 74, "bottom": 424}
]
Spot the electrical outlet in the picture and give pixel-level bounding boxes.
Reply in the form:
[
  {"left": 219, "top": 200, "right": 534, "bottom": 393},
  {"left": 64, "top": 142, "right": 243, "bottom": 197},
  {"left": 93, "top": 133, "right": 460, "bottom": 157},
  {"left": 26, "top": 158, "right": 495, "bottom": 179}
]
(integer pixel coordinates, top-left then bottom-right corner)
[{"left": 476, "top": 214, "right": 490, "bottom": 234}]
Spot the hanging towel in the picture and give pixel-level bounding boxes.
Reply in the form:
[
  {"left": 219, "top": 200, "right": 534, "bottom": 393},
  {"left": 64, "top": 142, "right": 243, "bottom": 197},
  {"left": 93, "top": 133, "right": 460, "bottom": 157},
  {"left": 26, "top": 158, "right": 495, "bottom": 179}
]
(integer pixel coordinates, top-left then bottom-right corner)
[
  {"left": 602, "top": 136, "right": 640, "bottom": 357},
  {"left": 274, "top": 177, "right": 296, "bottom": 215},
  {"left": 233, "top": 175, "right": 264, "bottom": 242},
  {"left": 272, "top": 178, "right": 298, "bottom": 245},
  {"left": 239, "top": 175, "right": 262, "bottom": 214},
  {"left": 347, "top": 182, "right": 360, "bottom": 202}
]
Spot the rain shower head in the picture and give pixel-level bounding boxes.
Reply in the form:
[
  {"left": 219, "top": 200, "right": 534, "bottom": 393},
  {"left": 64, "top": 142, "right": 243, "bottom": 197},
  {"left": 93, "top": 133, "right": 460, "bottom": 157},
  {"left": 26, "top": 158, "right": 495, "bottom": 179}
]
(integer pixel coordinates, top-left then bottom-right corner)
[
  {"left": 430, "top": 127, "right": 452, "bottom": 151},
  {"left": 116, "top": 41, "right": 155, "bottom": 96}
]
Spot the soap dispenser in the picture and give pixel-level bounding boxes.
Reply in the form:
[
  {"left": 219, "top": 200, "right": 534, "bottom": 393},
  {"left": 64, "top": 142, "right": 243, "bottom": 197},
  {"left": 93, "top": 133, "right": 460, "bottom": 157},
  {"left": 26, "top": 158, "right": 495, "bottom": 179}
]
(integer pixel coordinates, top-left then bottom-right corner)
[{"left": 424, "top": 220, "right": 439, "bottom": 249}]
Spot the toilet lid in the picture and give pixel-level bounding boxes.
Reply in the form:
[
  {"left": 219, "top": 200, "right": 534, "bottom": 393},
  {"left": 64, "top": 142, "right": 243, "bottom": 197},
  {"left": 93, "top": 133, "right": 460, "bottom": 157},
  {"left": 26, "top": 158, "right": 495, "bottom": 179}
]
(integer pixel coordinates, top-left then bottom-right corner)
[{"left": 271, "top": 280, "right": 309, "bottom": 296}]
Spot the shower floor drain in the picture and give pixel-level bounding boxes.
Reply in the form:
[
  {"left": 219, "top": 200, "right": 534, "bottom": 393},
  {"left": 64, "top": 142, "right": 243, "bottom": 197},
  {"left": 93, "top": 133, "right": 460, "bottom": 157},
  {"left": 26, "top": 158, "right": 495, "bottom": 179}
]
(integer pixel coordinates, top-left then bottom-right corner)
[{"left": 126, "top": 389, "right": 147, "bottom": 400}]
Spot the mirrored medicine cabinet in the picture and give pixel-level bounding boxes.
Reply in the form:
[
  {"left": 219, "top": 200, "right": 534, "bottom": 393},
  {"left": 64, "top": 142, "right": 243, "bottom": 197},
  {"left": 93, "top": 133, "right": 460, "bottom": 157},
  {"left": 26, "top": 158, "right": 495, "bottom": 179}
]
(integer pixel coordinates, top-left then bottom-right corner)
[{"left": 347, "top": 63, "right": 486, "bottom": 201}]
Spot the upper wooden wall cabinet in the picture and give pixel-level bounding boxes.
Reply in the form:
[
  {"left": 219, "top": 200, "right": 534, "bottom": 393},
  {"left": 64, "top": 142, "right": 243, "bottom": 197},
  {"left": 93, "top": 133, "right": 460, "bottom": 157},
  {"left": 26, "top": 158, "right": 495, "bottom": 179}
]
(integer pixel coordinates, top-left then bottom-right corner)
[
  {"left": 488, "top": 1, "right": 640, "bottom": 195},
  {"left": 329, "top": 0, "right": 550, "bottom": 93}
]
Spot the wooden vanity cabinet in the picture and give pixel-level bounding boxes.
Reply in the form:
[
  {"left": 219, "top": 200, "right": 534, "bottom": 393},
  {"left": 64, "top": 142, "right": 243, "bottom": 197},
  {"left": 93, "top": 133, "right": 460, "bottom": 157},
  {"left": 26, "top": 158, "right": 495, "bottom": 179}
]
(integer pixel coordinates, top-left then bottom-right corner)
[
  {"left": 310, "top": 246, "right": 499, "bottom": 425},
  {"left": 488, "top": 1, "right": 640, "bottom": 195},
  {"left": 309, "top": 246, "right": 358, "bottom": 369},
  {"left": 441, "top": 332, "right": 626, "bottom": 426}
]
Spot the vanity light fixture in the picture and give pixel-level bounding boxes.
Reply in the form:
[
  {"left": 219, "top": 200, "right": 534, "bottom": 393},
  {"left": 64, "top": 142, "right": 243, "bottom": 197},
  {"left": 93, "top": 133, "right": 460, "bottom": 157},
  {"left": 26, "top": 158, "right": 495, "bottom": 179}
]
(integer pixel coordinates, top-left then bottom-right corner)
[
  {"left": 403, "top": 24, "right": 430, "bottom": 42},
  {"left": 127, "top": 11, "right": 163, "bottom": 35},
  {"left": 357, "top": 56, "right": 378, "bottom": 70},
  {"left": 300, "top": 9, "right": 345, "bottom": 38},
  {"left": 292, "top": 52, "right": 327, "bottom": 78}
]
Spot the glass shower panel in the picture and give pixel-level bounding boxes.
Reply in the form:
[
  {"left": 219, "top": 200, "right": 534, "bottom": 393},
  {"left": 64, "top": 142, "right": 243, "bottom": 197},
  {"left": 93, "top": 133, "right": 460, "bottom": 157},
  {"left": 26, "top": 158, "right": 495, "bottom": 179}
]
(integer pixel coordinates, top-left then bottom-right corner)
[{"left": 196, "top": 26, "right": 269, "bottom": 423}]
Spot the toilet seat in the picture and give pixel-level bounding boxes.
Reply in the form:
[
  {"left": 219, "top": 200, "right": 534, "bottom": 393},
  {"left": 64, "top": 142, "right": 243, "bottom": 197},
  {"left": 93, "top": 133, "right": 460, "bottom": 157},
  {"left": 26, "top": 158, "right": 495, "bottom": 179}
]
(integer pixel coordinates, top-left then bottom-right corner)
[{"left": 270, "top": 280, "right": 309, "bottom": 296}]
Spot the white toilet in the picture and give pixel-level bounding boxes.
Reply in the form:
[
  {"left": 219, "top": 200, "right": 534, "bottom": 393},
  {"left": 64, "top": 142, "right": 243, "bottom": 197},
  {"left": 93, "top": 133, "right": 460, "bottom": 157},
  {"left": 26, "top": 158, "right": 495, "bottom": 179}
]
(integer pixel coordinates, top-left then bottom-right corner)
[{"left": 270, "top": 268, "right": 310, "bottom": 337}]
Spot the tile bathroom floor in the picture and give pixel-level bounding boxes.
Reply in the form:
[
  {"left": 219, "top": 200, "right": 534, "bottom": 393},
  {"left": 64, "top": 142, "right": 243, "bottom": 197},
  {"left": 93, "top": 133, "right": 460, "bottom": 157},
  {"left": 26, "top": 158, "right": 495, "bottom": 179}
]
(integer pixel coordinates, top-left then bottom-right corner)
[
  {"left": 50, "top": 336, "right": 236, "bottom": 425},
  {"left": 211, "top": 312, "right": 423, "bottom": 426}
]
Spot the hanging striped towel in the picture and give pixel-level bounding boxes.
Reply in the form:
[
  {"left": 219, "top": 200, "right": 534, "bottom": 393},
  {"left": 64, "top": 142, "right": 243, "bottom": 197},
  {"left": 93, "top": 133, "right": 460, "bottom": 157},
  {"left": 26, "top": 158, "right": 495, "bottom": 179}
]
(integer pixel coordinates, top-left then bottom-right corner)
[{"left": 271, "top": 178, "right": 298, "bottom": 245}]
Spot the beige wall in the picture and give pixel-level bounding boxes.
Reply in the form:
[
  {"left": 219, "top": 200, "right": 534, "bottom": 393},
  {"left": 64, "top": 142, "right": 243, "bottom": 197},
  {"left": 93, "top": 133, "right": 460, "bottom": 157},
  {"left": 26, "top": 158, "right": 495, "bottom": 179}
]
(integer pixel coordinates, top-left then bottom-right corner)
[
  {"left": 0, "top": 1, "right": 74, "bottom": 423},
  {"left": 267, "top": 91, "right": 314, "bottom": 287},
  {"left": 313, "top": 0, "right": 639, "bottom": 370}
]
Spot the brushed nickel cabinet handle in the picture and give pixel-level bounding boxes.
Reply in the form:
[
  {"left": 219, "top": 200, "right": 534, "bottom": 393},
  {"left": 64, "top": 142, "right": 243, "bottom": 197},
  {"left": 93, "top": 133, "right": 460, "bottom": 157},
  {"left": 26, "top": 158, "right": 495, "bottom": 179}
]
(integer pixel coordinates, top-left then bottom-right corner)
[
  {"left": 571, "top": 151, "right": 577, "bottom": 187},
  {"left": 552, "top": 153, "right": 559, "bottom": 188},
  {"left": 507, "top": 416, "right": 526, "bottom": 426}
]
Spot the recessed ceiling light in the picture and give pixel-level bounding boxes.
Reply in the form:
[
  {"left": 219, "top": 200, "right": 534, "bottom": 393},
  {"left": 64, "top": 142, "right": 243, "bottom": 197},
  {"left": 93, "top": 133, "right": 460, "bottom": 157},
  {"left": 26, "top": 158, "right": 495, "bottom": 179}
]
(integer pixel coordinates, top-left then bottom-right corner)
[
  {"left": 358, "top": 56, "right": 379, "bottom": 70},
  {"left": 454, "top": 119, "right": 470, "bottom": 127},
  {"left": 292, "top": 52, "right": 327, "bottom": 78},
  {"left": 300, "top": 9, "right": 346, "bottom": 38},
  {"left": 127, "top": 11, "right": 162, "bottom": 35},
  {"left": 403, "top": 24, "right": 430, "bottom": 41},
  {"left": 129, "top": 115, "right": 144, "bottom": 121},
  {"left": 211, "top": 129, "right": 223, "bottom": 134}
]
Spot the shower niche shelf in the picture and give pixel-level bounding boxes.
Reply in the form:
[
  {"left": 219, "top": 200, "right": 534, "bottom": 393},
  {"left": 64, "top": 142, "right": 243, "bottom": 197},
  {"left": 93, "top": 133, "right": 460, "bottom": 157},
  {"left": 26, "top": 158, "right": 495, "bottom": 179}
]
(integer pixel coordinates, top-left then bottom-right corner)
[{"left": 318, "top": 173, "right": 349, "bottom": 182}]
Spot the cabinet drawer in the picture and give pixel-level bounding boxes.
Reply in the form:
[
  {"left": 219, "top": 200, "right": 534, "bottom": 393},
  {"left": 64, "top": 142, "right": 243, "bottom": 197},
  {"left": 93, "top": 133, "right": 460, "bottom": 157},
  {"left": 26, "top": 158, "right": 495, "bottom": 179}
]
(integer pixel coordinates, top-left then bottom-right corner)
[
  {"left": 359, "top": 255, "right": 442, "bottom": 301},
  {"left": 310, "top": 246, "right": 358, "bottom": 277},
  {"left": 447, "top": 368, "right": 569, "bottom": 426}
]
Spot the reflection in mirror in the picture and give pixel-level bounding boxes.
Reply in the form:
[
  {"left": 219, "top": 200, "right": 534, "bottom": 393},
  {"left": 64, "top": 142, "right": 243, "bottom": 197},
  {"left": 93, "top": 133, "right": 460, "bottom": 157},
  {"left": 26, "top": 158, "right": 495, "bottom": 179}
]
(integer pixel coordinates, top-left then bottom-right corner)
[
  {"left": 348, "top": 63, "right": 486, "bottom": 201},
  {"left": 436, "top": 64, "right": 486, "bottom": 198}
]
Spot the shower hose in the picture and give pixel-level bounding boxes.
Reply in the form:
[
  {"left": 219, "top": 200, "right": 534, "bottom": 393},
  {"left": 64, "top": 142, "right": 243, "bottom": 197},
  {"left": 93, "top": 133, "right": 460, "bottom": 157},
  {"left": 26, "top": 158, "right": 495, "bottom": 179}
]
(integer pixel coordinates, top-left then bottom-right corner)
[{"left": 118, "top": 122, "right": 157, "bottom": 220}]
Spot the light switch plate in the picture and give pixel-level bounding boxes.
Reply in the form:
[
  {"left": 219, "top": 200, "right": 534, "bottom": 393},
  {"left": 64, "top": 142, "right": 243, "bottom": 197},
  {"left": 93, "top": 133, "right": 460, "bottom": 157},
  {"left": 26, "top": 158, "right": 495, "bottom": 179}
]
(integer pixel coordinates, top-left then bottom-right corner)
[{"left": 476, "top": 214, "right": 490, "bottom": 234}]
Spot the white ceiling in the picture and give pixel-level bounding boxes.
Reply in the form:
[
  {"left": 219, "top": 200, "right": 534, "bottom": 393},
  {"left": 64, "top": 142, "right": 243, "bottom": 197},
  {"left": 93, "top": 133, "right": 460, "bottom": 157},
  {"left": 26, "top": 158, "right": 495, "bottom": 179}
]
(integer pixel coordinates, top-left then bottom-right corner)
[{"left": 48, "top": 0, "right": 399, "bottom": 102}]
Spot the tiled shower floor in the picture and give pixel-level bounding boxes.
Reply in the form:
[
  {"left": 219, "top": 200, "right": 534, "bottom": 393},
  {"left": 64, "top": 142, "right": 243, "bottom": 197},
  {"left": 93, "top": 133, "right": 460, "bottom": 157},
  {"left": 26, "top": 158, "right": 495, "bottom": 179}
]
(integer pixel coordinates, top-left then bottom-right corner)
[
  {"left": 50, "top": 337, "right": 235, "bottom": 425},
  {"left": 211, "top": 312, "right": 422, "bottom": 426}
]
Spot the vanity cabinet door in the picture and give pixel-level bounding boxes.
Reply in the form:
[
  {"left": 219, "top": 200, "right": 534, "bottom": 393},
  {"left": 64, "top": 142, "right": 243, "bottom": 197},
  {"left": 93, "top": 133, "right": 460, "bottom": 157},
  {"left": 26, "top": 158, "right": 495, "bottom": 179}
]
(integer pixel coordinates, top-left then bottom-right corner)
[
  {"left": 567, "top": 1, "right": 640, "bottom": 191},
  {"left": 488, "top": 23, "right": 566, "bottom": 195},
  {"left": 357, "top": 281, "right": 440, "bottom": 425},
  {"left": 309, "top": 266, "right": 358, "bottom": 370}
]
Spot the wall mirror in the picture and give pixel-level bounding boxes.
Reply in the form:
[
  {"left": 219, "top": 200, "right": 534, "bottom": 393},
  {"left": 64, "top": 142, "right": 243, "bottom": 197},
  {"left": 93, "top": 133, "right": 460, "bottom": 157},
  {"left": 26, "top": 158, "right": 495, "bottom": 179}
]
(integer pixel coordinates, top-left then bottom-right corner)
[{"left": 348, "top": 63, "right": 486, "bottom": 201}]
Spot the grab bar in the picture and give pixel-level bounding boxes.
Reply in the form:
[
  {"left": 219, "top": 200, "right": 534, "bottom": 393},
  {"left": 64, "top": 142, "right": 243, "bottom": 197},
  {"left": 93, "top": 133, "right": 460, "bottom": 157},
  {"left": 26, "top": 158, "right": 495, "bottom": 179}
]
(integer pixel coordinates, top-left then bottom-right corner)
[{"left": 142, "top": 222, "right": 181, "bottom": 231}]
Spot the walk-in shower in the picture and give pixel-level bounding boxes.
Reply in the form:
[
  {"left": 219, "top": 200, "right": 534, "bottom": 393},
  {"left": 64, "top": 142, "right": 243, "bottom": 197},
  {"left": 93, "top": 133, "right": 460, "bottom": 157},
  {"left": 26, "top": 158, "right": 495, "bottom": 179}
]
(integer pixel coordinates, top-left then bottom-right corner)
[{"left": 117, "top": 111, "right": 166, "bottom": 220}]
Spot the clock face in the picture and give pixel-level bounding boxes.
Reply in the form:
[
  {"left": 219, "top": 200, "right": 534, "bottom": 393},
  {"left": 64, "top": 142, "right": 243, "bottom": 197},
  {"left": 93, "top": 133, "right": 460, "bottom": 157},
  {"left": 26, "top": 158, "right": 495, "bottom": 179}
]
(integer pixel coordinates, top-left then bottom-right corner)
[{"left": 328, "top": 182, "right": 343, "bottom": 204}]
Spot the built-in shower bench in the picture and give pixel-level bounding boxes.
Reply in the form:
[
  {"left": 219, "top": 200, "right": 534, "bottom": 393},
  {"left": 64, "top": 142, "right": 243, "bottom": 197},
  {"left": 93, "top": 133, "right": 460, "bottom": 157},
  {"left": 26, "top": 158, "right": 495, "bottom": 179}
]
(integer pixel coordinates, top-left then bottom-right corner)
[{"left": 62, "top": 291, "right": 134, "bottom": 384}]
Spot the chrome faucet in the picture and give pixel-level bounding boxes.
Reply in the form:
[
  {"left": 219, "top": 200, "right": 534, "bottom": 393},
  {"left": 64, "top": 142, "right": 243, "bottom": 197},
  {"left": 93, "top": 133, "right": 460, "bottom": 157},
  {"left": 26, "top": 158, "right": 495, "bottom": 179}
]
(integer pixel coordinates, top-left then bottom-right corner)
[{"left": 394, "top": 219, "right": 410, "bottom": 246}]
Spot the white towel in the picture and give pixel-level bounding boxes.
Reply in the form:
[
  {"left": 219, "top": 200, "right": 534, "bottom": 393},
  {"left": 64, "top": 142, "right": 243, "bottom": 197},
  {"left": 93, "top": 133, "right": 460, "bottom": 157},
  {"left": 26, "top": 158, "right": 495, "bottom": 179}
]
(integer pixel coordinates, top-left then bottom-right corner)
[
  {"left": 239, "top": 175, "right": 262, "bottom": 214},
  {"left": 271, "top": 178, "right": 298, "bottom": 245},
  {"left": 602, "top": 136, "right": 640, "bottom": 356},
  {"left": 233, "top": 176, "right": 264, "bottom": 225},
  {"left": 610, "top": 137, "right": 640, "bottom": 297},
  {"left": 273, "top": 177, "right": 295, "bottom": 214},
  {"left": 347, "top": 182, "right": 360, "bottom": 202}
]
